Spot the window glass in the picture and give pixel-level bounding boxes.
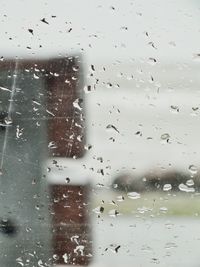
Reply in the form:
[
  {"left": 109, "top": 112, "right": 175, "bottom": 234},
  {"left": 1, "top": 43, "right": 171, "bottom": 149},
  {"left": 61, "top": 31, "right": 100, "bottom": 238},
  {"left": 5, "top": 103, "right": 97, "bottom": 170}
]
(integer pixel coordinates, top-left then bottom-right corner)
[{"left": 0, "top": 0, "right": 200, "bottom": 266}]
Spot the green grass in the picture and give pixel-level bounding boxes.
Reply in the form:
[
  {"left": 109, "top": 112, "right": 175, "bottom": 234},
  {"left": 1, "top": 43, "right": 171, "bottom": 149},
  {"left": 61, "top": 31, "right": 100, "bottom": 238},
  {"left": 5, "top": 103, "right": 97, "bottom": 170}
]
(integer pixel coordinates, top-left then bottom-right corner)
[{"left": 91, "top": 189, "right": 200, "bottom": 217}]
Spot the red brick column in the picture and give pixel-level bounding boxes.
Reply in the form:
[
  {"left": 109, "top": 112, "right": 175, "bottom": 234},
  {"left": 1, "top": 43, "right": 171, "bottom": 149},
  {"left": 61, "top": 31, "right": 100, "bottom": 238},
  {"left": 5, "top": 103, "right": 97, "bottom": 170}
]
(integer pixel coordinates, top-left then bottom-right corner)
[
  {"left": 50, "top": 184, "right": 92, "bottom": 265},
  {"left": 46, "top": 57, "right": 92, "bottom": 265}
]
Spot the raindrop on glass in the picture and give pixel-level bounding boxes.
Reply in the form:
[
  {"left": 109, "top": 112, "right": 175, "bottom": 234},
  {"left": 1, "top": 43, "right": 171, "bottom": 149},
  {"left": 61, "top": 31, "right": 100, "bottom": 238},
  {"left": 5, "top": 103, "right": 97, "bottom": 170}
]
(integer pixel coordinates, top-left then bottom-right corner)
[
  {"left": 186, "top": 179, "right": 194, "bottom": 186},
  {"left": 188, "top": 165, "right": 198, "bottom": 175},
  {"left": 127, "top": 192, "right": 141, "bottom": 200},
  {"left": 163, "top": 183, "right": 172, "bottom": 191}
]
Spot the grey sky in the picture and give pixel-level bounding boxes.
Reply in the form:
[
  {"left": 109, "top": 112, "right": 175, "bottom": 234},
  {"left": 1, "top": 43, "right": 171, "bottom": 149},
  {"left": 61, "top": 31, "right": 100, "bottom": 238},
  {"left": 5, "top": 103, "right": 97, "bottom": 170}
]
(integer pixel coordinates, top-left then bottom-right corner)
[{"left": 0, "top": 0, "right": 199, "bottom": 64}]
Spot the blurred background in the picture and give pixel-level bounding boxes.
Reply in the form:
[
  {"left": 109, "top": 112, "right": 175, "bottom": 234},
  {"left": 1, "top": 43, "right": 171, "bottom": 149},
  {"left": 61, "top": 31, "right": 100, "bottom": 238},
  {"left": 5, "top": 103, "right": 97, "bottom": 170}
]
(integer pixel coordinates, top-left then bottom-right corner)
[{"left": 1, "top": 0, "right": 200, "bottom": 266}]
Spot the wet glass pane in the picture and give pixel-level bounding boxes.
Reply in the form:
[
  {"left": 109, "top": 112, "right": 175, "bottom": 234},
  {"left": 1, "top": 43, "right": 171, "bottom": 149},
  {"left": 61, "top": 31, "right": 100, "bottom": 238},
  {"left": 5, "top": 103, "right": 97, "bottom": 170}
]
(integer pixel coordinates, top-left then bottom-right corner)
[{"left": 0, "top": 0, "right": 200, "bottom": 266}]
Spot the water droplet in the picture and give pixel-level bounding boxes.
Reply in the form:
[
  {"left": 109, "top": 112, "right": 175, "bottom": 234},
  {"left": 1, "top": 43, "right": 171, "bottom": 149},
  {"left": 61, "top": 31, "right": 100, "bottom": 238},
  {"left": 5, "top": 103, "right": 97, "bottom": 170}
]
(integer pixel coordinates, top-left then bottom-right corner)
[
  {"left": 26, "top": 227, "right": 32, "bottom": 232},
  {"left": 77, "top": 135, "right": 83, "bottom": 142},
  {"left": 65, "top": 177, "right": 70, "bottom": 183},
  {"left": 52, "top": 159, "right": 57, "bottom": 165},
  {"left": 165, "top": 242, "right": 177, "bottom": 249},
  {"left": 33, "top": 73, "right": 39, "bottom": 79},
  {"left": 188, "top": 165, "right": 198, "bottom": 175},
  {"left": 16, "top": 260, "right": 24, "bottom": 266},
  {"left": 135, "top": 131, "right": 142, "bottom": 137},
  {"left": 65, "top": 78, "right": 71, "bottom": 84},
  {"left": 106, "top": 82, "right": 113, "bottom": 88},
  {"left": 28, "top": 28, "right": 34, "bottom": 35},
  {"left": 163, "top": 183, "right": 172, "bottom": 191},
  {"left": 72, "top": 76, "right": 77, "bottom": 81},
  {"left": 160, "top": 133, "right": 170, "bottom": 144},
  {"left": 48, "top": 141, "right": 57, "bottom": 149},
  {"left": 16, "top": 125, "right": 23, "bottom": 139},
  {"left": 72, "top": 65, "right": 79, "bottom": 72},
  {"left": 53, "top": 72, "right": 59, "bottom": 77},
  {"left": 148, "top": 57, "right": 157, "bottom": 66},
  {"left": 127, "top": 192, "right": 141, "bottom": 199},
  {"left": 41, "top": 17, "right": 49, "bottom": 24},
  {"left": 35, "top": 204, "right": 40, "bottom": 210},
  {"left": 192, "top": 107, "right": 199, "bottom": 112},
  {"left": 53, "top": 254, "right": 59, "bottom": 260},
  {"left": 31, "top": 179, "right": 36, "bottom": 185},
  {"left": 178, "top": 183, "right": 195, "bottom": 192},
  {"left": 84, "top": 85, "right": 92, "bottom": 93},
  {"left": 160, "top": 207, "right": 168, "bottom": 212},
  {"left": 5, "top": 117, "right": 12, "bottom": 125},
  {"left": 116, "top": 195, "right": 125, "bottom": 202},
  {"left": 73, "top": 98, "right": 83, "bottom": 111},
  {"left": 71, "top": 235, "right": 79, "bottom": 244},
  {"left": 113, "top": 183, "right": 118, "bottom": 189},
  {"left": 62, "top": 253, "right": 68, "bottom": 263},
  {"left": 96, "top": 183, "right": 104, "bottom": 188},
  {"left": 106, "top": 124, "right": 120, "bottom": 133},
  {"left": 47, "top": 167, "right": 51, "bottom": 173},
  {"left": 74, "top": 245, "right": 84, "bottom": 256},
  {"left": 93, "top": 206, "right": 103, "bottom": 214},
  {"left": 161, "top": 133, "right": 170, "bottom": 140},
  {"left": 91, "top": 64, "right": 96, "bottom": 72},
  {"left": 114, "top": 245, "right": 121, "bottom": 253},
  {"left": 137, "top": 206, "right": 152, "bottom": 214},
  {"left": 99, "top": 206, "right": 104, "bottom": 213},
  {"left": 170, "top": 105, "right": 179, "bottom": 113},
  {"left": 108, "top": 209, "right": 120, "bottom": 217},
  {"left": 0, "top": 86, "right": 11, "bottom": 92},
  {"left": 38, "top": 259, "right": 45, "bottom": 267},
  {"left": 193, "top": 53, "right": 200, "bottom": 62},
  {"left": 186, "top": 179, "right": 194, "bottom": 186}
]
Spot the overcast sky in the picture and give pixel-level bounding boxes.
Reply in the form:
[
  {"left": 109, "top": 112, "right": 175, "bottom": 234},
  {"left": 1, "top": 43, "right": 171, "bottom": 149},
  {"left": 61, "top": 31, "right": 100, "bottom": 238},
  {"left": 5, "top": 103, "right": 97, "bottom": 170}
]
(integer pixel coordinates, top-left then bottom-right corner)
[{"left": 0, "top": 0, "right": 200, "bottom": 64}]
